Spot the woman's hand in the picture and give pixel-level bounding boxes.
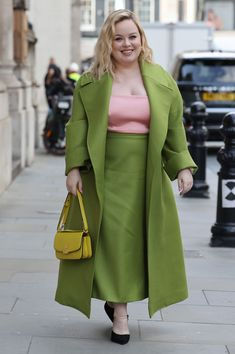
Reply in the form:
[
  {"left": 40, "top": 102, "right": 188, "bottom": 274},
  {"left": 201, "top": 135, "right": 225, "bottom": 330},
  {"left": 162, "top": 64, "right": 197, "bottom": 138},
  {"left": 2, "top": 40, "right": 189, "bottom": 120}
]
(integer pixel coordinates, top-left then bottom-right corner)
[
  {"left": 66, "top": 168, "right": 83, "bottom": 196},
  {"left": 177, "top": 168, "right": 193, "bottom": 196}
]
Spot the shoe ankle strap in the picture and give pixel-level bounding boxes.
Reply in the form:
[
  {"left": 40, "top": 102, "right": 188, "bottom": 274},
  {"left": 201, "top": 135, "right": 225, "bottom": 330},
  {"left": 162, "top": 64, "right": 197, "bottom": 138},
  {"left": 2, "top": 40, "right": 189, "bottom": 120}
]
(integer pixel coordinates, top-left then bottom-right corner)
[{"left": 113, "top": 314, "right": 129, "bottom": 319}]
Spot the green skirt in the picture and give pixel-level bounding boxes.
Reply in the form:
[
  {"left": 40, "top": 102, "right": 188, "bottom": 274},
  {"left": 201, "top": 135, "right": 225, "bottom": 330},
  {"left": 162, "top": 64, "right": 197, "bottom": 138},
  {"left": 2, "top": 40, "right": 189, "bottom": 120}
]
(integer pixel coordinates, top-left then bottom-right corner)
[{"left": 91, "top": 131, "right": 149, "bottom": 302}]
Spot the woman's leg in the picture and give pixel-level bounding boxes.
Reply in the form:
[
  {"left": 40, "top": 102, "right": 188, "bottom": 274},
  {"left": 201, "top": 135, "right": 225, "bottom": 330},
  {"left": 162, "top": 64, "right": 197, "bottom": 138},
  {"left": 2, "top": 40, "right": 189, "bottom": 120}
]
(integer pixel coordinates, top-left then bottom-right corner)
[{"left": 112, "top": 302, "right": 129, "bottom": 335}]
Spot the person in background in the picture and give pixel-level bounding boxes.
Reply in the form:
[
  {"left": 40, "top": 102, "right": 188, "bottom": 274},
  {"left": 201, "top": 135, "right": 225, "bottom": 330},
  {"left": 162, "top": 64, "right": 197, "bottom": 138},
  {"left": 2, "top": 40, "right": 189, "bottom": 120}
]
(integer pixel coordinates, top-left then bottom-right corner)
[
  {"left": 206, "top": 8, "right": 223, "bottom": 30},
  {"left": 44, "top": 58, "right": 62, "bottom": 108},
  {"left": 48, "top": 57, "right": 57, "bottom": 67},
  {"left": 66, "top": 62, "right": 80, "bottom": 88},
  {"left": 44, "top": 59, "right": 73, "bottom": 149}
]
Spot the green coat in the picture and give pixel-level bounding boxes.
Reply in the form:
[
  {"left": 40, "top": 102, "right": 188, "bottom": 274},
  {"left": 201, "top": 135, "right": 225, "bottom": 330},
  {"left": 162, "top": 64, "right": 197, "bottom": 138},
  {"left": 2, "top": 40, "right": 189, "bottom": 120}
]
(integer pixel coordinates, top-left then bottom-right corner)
[{"left": 55, "top": 60, "right": 198, "bottom": 318}]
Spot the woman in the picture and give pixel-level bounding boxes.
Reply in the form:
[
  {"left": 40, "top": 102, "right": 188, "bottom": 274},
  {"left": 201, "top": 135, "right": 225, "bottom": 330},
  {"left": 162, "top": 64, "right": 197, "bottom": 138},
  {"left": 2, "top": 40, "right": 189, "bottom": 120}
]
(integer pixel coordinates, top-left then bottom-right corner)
[
  {"left": 44, "top": 61, "right": 62, "bottom": 108},
  {"left": 55, "top": 9, "right": 198, "bottom": 345}
]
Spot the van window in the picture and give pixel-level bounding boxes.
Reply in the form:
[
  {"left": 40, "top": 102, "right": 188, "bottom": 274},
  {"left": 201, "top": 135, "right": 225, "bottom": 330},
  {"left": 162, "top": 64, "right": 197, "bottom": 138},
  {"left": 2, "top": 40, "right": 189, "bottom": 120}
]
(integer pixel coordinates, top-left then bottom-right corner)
[{"left": 179, "top": 59, "right": 235, "bottom": 83}]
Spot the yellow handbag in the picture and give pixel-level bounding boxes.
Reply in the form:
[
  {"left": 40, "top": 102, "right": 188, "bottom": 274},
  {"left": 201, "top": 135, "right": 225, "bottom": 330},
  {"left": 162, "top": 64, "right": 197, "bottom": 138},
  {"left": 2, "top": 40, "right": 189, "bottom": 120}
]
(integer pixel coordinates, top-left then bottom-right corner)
[{"left": 54, "top": 189, "right": 92, "bottom": 260}]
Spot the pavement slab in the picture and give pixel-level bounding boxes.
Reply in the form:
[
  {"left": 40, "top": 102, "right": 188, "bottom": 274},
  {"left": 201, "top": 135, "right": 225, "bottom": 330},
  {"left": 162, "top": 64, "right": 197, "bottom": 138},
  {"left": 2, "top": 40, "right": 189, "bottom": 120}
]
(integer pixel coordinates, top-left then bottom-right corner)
[
  {"left": 0, "top": 334, "right": 31, "bottom": 354},
  {"left": 0, "top": 313, "right": 139, "bottom": 340},
  {"left": 12, "top": 298, "right": 88, "bottom": 317},
  {"left": 0, "top": 248, "right": 54, "bottom": 259},
  {"left": 0, "top": 270, "right": 14, "bottom": 282},
  {"left": 0, "top": 259, "right": 58, "bottom": 273},
  {"left": 227, "top": 345, "right": 235, "bottom": 354},
  {"left": 28, "top": 337, "right": 229, "bottom": 354},
  {"left": 187, "top": 277, "right": 235, "bottom": 292},
  {"left": 10, "top": 272, "right": 57, "bottom": 284},
  {"left": 139, "top": 321, "right": 235, "bottom": 345},
  {"left": 174, "top": 290, "right": 208, "bottom": 305},
  {"left": 185, "top": 258, "right": 235, "bottom": 278},
  {"left": 0, "top": 282, "right": 57, "bottom": 300},
  {"left": 0, "top": 296, "right": 18, "bottom": 313},
  {"left": 0, "top": 219, "right": 48, "bottom": 232},
  {"left": 161, "top": 304, "right": 235, "bottom": 324},
  {"left": 204, "top": 290, "right": 235, "bottom": 307},
  {"left": 0, "top": 232, "right": 46, "bottom": 250}
]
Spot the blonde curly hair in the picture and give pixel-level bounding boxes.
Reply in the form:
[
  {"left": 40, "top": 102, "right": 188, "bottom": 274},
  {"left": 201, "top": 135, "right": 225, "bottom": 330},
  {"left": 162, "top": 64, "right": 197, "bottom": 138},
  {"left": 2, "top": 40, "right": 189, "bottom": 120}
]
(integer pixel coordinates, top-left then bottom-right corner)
[{"left": 89, "top": 9, "right": 153, "bottom": 79}]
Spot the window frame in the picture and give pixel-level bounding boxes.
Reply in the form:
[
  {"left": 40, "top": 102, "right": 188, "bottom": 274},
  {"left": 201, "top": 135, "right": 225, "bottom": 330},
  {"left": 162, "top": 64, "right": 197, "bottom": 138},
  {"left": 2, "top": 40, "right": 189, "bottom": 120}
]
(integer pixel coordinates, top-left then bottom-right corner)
[
  {"left": 80, "top": 0, "right": 96, "bottom": 31},
  {"left": 134, "top": 0, "right": 155, "bottom": 23}
]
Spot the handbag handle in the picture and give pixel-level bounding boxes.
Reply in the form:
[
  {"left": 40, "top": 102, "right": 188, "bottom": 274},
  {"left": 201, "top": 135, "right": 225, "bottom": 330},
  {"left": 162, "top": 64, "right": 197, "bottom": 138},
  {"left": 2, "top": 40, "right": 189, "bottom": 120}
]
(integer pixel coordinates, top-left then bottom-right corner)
[{"left": 57, "top": 189, "right": 88, "bottom": 232}]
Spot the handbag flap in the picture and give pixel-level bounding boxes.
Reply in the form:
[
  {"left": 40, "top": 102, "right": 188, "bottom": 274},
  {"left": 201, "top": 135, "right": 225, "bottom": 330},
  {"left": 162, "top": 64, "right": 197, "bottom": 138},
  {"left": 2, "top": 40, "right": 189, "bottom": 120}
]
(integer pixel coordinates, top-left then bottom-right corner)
[{"left": 54, "top": 231, "right": 83, "bottom": 254}]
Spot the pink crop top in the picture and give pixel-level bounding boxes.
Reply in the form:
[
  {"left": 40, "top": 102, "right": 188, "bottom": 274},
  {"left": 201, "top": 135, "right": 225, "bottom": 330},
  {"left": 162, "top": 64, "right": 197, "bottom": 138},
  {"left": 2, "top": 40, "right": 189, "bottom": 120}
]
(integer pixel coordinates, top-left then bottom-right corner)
[{"left": 108, "top": 95, "right": 150, "bottom": 133}]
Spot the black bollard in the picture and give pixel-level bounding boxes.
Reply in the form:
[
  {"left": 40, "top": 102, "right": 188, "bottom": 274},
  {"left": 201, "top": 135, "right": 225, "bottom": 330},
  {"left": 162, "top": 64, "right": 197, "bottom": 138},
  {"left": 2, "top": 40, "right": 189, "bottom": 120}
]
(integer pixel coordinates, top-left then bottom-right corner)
[
  {"left": 210, "top": 112, "right": 235, "bottom": 247},
  {"left": 184, "top": 101, "right": 209, "bottom": 198}
]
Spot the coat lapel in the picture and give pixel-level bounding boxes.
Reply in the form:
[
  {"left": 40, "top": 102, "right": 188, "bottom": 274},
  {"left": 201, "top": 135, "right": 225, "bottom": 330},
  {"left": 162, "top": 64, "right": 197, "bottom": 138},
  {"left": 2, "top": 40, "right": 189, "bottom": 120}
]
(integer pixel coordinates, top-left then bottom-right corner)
[
  {"left": 140, "top": 60, "right": 173, "bottom": 158},
  {"left": 80, "top": 73, "right": 112, "bottom": 205}
]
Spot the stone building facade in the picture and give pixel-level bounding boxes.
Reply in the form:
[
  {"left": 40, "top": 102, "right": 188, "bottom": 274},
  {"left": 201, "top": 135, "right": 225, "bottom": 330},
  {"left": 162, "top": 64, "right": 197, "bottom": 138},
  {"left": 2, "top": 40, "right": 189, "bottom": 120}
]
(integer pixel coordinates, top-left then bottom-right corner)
[
  {"left": 27, "top": 0, "right": 81, "bottom": 150},
  {"left": 0, "top": 0, "right": 81, "bottom": 194},
  {"left": 0, "top": 0, "right": 38, "bottom": 195}
]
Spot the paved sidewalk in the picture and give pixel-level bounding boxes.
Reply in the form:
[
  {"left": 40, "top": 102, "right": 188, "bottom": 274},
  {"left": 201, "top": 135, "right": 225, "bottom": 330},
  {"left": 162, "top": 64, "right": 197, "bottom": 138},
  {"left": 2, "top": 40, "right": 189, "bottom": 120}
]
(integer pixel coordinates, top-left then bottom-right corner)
[{"left": 0, "top": 149, "right": 235, "bottom": 354}]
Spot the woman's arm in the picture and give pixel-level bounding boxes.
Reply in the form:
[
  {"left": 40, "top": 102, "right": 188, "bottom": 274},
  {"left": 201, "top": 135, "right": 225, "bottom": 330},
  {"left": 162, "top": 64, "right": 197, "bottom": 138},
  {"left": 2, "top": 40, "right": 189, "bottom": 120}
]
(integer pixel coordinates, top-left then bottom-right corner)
[
  {"left": 161, "top": 77, "right": 198, "bottom": 181},
  {"left": 177, "top": 168, "right": 193, "bottom": 195},
  {"left": 65, "top": 81, "right": 90, "bottom": 176},
  {"left": 66, "top": 167, "right": 83, "bottom": 195}
]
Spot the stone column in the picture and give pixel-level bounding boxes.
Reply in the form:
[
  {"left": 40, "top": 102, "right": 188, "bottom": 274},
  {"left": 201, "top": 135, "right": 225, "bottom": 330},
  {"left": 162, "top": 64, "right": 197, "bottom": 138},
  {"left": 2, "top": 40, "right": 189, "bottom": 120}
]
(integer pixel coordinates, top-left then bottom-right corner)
[
  {"left": 0, "top": 81, "right": 11, "bottom": 194},
  {"left": 71, "top": 0, "right": 81, "bottom": 65},
  {"left": 0, "top": 0, "right": 20, "bottom": 87},
  {"left": 0, "top": 0, "right": 18, "bottom": 192},
  {"left": 14, "top": 0, "right": 35, "bottom": 167},
  {"left": 0, "top": 0, "right": 24, "bottom": 179}
]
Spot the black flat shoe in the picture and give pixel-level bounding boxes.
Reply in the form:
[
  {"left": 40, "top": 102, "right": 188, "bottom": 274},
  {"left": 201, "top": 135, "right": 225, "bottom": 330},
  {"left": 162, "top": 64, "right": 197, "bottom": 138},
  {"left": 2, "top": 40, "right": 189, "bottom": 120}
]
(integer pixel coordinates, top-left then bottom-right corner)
[
  {"left": 111, "top": 330, "right": 130, "bottom": 345},
  {"left": 110, "top": 314, "right": 130, "bottom": 345},
  {"left": 104, "top": 301, "right": 114, "bottom": 322}
]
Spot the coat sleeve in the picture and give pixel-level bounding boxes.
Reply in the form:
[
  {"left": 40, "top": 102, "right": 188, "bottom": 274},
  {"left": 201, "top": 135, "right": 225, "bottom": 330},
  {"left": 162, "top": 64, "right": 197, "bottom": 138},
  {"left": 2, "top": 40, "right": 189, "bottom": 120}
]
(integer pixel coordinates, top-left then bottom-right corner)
[
  {"left": 65, "top": 81, "right": 90, "bottom": 176},
  {"left": 161, "top": 78, "right": 198, "bottom": 181}
]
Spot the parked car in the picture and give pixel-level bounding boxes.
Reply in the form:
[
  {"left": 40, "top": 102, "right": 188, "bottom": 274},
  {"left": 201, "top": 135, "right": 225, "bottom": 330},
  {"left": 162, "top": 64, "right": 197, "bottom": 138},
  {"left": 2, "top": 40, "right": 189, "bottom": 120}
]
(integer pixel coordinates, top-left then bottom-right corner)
[{"left": 172, "top": 50, "right": 235, "bottom": 141}]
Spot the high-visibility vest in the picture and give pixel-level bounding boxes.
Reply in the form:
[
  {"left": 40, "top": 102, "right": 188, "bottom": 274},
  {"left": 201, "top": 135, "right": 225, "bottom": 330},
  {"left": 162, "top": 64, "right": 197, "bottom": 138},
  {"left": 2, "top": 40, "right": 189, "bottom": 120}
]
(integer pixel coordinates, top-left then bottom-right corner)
[{"left": 68, "top": 72, "right": 80, "bottom": 82}]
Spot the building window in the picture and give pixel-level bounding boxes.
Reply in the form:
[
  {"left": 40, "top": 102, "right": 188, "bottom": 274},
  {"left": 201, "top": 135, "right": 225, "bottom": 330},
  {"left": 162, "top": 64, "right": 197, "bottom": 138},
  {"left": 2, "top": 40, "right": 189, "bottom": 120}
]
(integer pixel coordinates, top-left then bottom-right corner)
[
  {"left": 134, "top": 0, "right": 155, "bottom": 23},
  {"left": 204, "top": 0, "right": 234, "bottom": 30},
  {"left": 81, "top": 0, "right": 96, "bottom": 31},
  {"left": 105, "top": 0, "right": 125, "bottom": 17},
  {"left": 107, "top": 0, "right": 116, "bottom": 14}
]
